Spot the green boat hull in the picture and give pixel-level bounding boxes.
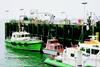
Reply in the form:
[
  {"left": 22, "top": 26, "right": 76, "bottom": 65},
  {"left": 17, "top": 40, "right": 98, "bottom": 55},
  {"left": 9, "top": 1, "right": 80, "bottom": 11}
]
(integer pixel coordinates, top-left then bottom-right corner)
[
  {"left": 5, "top": 39, "right": 43, "bottom": 51},
  {"left": 44, "top": 58, "right": 93, "bottom": 67},
  {"left": 44, "top": 58, "right": 73, "bottom": 67}
]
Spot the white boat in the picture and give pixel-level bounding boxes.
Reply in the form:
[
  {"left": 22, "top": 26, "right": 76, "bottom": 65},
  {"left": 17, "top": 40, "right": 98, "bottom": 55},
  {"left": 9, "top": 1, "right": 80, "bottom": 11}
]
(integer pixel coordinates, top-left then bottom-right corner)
[
  {"left": 52, "top": 35, "right": 100, "bottom": 67},
  {"left": 54, "top": 42, "right": 100, "bottom": 67}
]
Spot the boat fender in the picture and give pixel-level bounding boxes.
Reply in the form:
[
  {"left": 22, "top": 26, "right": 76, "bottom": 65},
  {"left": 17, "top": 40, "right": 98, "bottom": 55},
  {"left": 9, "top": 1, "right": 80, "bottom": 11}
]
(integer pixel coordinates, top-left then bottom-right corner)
[
  {"left": 13, "top": 42, "right": 17, "bottom": 46},
  {"left": 11, "top": 42, "right": 14, "bottom": 45},
  {"left": 11, "top": 42, "right": 16, "bottom": 46},
  {"left": 24, "top": 43, "right": 28, "bottom": 46},
  {"left": 19, "top": 43, "right": 22, "bottom": 46}
]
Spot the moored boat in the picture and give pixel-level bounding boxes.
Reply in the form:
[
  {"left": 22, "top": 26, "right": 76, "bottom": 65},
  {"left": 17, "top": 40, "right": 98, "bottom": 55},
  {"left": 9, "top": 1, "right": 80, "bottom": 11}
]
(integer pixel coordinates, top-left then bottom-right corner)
[
  {"left": 44, "top": 34, "right": 100, "bottom": 67},
  {"left": 5, "top": 31, "right": 43, "bottom": 51},
  {"left": 43, "top": 37, "right": 64, "bottom": 55},
  {"left": 79, "top": 34, "right": 100, "bottom": 48},
  {"left": 44, "top": 42, "right": 100, "bottom": 67}
]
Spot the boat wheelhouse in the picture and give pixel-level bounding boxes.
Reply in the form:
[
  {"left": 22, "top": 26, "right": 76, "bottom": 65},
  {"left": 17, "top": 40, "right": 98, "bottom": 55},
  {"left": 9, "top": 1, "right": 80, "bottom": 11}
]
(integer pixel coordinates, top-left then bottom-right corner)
[
  {"left": 5, "top": 31, "right": 43, "bottom": 51},
  {"left": 11, "top": 31, "right": 30, "bottom": 41},
  {"left": 43, "top": 37, "right": 64, "bottom": 55},
  {"left": 45, "top": 43, "right": 100, "bottom": 67}
]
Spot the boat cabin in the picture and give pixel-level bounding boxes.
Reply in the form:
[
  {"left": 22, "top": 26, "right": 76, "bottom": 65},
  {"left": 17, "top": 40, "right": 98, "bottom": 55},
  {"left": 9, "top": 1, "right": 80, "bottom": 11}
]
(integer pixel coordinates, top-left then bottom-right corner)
[
  {"left": 80, "top": 44, "right": 100, "bottom": 55},
  {"left": 11, "top": 31, "right": 30, "bottom": 41},
  {"left": 45, "top": 38, "right": 64, "bottom": 52}
]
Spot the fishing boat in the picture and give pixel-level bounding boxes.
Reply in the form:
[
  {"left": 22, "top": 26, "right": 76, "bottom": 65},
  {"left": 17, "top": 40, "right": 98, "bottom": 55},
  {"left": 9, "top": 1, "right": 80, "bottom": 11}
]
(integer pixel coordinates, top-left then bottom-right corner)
[
  {"left": 5, "top": 31, "right": 43, "bottom": 51},
  {"left": 44, "top": 34, "right": 100, "bottom": 67},
  {"left": 78, "top": 32, "right": 100, "bottom": 51},
  {"left": 80, "top": 33, "right": 100, "bottom": 45},
  {"left": 43, "top": 37, "right": 64, "bottom": 55},
  {"left": 44, "top": 43, "right": 100, "bottom": 67},
  {"left": 5, "top": 18, "right": 43, "bottom": 51}
]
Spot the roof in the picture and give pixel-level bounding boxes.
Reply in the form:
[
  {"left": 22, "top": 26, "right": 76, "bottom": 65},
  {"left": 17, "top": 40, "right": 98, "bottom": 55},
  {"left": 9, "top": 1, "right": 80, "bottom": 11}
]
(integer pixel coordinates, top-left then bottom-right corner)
[
  {"left": 12, "top": 31, "right": 30, "bottom": 35},
  {"left": 79, "top": 43, "right": 100, "bottom": 50},
  {"left": 48, "top": 38, "right": 58, "bottom": 42}
]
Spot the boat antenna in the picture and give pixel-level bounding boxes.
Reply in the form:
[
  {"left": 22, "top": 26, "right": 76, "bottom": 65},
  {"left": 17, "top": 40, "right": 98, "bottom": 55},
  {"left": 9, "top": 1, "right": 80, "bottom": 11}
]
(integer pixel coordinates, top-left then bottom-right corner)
[
  {"left": 19, "top": 9, "right": 25, "bottom": 32},
  {"left": 18, "top": 18, "right": 24, "bottom": 32},
  {"left": 79, "top": 2, "right": 87, "bottom": 42},
  {"left": 18, "top": 20, "right": 21, "bottom": 32}
]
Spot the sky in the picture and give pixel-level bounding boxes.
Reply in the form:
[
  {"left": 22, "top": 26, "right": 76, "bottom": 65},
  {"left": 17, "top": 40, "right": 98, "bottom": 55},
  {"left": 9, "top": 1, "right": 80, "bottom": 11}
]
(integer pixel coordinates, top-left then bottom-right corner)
[{"left": 0, "top": 0, "right": 100, "bottom": 20}]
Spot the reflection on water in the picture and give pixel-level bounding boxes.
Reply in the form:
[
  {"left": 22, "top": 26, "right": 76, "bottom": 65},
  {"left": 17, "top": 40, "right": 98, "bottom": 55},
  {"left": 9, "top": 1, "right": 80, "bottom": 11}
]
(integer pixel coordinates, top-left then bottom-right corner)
[{"left": 0, "top": 43, "right": 52, "bottom": 67}]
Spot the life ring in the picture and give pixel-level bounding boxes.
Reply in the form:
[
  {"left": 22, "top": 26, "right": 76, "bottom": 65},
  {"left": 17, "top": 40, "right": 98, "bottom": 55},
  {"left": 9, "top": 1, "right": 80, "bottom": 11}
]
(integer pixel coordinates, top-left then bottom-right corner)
[
  {"left": 11, "top": 42, "right": 13, "bottom": 45},
  {"left": 11, "top": 42, "right": 16, "bottom": 46},
  {"left": 13, "top": 42, "right": 17, "bottom": 46},
  {"left": 18, "top": 43, "right": 22, "bottom": 46}
]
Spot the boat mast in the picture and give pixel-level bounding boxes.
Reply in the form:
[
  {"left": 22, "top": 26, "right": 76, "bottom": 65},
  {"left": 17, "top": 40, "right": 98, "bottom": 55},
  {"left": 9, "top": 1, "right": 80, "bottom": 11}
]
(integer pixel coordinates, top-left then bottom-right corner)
[
  {"left": 80, "top": 2, "right": 87, "bottom": 42},
  {"left": 90, "top": 12, "right": 94, "bottom": 35},
  {"left": 19, "top": 9, "right": 24, "bottom": 32}
]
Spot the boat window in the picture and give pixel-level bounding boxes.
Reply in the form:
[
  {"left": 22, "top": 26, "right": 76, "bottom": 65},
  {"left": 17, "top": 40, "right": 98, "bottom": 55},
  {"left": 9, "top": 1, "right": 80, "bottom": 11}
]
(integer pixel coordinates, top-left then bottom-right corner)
[
  {"left": 50, "top": 41, "right": 58, "bottom": 43},
  {"left": 80, "top": 47, "right": 85, "bottom": 51},
  {"left": 55, "top": 46, "right": 57, "bottom": 49},
  {"left": 93, "top": 45, "right": 99, "bottom": 48},
  {"left": 13, "top": 35, "right": 15, "bottom": 37},
  {"left": 25, "top": 34, "right": 30, "bottom": 37},
  {"left": 58, "top": 45, "right": 60, "bottom": 49},
  {"left": 60, "top": 45, "right": 63, "bottom": 48},
  {"left": 71, "top": 53, "right": 74, "bottom": 57},
  {"left": 91, "top": 49, "right": 99, "bottom": 55},
  {"left": 27, "top": 34, "right": 30, "bottom": 37},
  {"left": 17, "top": 35, "right": 20, "bottom": 38},
  {"left": 86, "top": 48, "right": 90, "bottom": 54},
  {"left": 22, "top": 35, "right": 24, "bottom": 37},
  {"left": 50, "top": 46, "right": 53, "bottom": 50}
]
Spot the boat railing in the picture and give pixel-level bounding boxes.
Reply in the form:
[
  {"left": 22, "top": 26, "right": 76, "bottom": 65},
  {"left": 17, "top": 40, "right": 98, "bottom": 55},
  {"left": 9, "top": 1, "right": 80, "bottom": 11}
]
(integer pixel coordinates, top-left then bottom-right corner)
[{"left": 30, "top": 37, "right": 40, "bottom": 40}]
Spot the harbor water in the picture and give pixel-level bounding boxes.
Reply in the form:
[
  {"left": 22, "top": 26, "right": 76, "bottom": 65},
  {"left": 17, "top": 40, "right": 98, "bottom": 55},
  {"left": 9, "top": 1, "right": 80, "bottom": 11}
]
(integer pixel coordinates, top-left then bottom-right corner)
[
  {"left": 0, "top": 40, "right": 52, "bottom": 67},
  {"left": 0, "top": 46, "right": 52, "bottom": 67}
]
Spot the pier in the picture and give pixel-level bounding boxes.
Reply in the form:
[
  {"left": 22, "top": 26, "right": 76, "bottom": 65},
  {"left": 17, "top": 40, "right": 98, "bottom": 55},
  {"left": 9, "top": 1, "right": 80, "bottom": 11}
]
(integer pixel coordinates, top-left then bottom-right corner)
[{"left": 5, "top": 21, "right": 100, "bottom": 47}]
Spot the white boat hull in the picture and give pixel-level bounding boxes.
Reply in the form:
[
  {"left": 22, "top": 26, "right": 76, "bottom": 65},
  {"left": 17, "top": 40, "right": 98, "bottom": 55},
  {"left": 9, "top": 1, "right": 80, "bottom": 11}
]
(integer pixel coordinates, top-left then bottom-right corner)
[{"left": 43, "top": 49, "right": 58, "bottom": 55}]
